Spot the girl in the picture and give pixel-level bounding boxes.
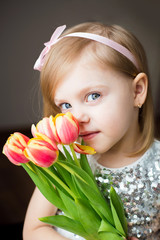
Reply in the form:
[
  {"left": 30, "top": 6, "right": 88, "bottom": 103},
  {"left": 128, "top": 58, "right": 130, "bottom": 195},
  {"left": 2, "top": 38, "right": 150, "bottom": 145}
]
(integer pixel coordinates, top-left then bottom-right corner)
[{"left": 23, "top": 22, "right": 160, "bottom": 240}]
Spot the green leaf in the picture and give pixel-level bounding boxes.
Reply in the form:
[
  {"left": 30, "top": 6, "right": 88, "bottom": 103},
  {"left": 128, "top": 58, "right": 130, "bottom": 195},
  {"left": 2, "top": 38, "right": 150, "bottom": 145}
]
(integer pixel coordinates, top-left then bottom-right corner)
[
  {"left": 36, "top": 166, "right": 76, "bottom": 199},
  {"left": 54, "top": 162, "right": 76, "bottom": 194},
  {"left": 80, "top": 153, "right": 95, "bottom": 181},
  {"left": 57, "top": 189, "right": 78, "bottom": 221},
  {"left": 72, "top": 175, "right": 88, "bottom": 200},
  {"left": 62, "top": 145, "right": 74, "bottom": 164},
  {"left": 98, "top": 219, "right": 122, "bottom": 235},
  {"left": 57, "top": 161, "right": 98, "bottom": 192},
  {"left": 48, "top": 165, "right": 63, "bottom": 180},
  {"left": 58, "top": 150, "right": 66, "bottom": 161},
  {"left": 98, "top": 232, "right": 124, "bottom": 240},
  {"left": 54, "top": 162, "right": 87, "bottom": 199},
  {"left": 75, "top": 198, "right": 101, "bottom": 237},
  {"left": 21, "top": 163, "right": 66, "bottom": 211},
  {"left": 110, "top": 200, "right": 125, "bottom": 236},
  {"left": 110, "top": 187, "right": 128, "bottom": 236},
  {"left": 110, "top": 192, "right": 126, "bottom": 236},
  {"left": 74, "top": 175, "right": 114, "bottom": 225},
  {"left": 40, "top": 215, "right": 88, "bottom": 239}
]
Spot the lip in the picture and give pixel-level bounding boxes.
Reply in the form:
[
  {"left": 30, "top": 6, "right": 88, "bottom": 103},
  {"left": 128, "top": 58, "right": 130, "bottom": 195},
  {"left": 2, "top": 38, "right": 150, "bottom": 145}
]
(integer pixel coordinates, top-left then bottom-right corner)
[{"left": 79, "top": 131, "right": 100, "bottom": 140}]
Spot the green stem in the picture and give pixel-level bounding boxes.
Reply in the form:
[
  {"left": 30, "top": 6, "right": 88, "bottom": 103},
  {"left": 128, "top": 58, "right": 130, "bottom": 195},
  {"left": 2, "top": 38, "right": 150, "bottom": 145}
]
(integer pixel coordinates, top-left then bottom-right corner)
[
  {"left": 23, "top": 162, "right": 36, "bottom": 173},
  {"left": 43, "top": 167, "right": 77, "bottom": 200},
  {"left": 69, "top": 144, "right": 81, "bottom": 167}
]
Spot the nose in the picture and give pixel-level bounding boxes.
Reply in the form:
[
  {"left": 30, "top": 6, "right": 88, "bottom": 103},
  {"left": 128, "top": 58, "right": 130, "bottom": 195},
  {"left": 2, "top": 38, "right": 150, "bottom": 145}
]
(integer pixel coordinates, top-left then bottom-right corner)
[{"left": 72, "top": 109, "right": 90, "bottom": 124}]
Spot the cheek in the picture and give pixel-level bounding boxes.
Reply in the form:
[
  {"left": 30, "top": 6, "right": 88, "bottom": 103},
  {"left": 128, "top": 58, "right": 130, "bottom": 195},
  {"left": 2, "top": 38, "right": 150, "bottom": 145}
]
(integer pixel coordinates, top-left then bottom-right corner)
[
  {"left": 93, "top": 106, "right": 118, "bottom": 134},
  {"left": 101, "top": 113, "right": 124, "bottom": 136},
  {"left": 97, "top": 100, "right": 133, "bottom": 135}
]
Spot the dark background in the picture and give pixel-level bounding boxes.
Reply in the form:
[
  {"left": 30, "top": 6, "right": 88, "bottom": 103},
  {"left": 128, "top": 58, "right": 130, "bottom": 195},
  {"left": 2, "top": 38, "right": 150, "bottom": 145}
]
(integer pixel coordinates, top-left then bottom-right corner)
[{"left": 1, "top": 1, "right": 160, "bottom": 239}]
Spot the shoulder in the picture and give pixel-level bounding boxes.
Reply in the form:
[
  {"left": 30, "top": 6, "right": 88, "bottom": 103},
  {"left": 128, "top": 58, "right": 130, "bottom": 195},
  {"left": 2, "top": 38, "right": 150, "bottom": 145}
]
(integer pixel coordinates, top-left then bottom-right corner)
[
  {"left": 141, "top": 139, "right": 160, "bottom": 173},
  {"left": 152, "top": 139, "right": 160, "bottom": 152},
  {"left": 149, "top": 139, "right": 160, "bottom": 164},
  {"left": 142, "top": 139, "right": 160, "bottom": 159}
]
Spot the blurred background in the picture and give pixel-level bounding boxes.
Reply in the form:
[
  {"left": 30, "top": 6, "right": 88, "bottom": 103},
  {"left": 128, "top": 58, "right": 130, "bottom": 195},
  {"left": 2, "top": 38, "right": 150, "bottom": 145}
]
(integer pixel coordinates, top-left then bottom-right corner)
[{"left": 1, "top": 0, "right": 160, "bottom": 239}]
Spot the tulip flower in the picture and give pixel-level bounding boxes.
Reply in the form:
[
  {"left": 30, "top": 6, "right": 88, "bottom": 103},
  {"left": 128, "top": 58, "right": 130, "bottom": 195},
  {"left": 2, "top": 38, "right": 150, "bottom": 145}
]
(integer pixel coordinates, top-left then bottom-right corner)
[
  {"left": 24, "top": 133, "right": 59, "bottom": 167},
  {"left": 3, "top": 132, "right": 30, "bottom": 165},
  {"left": 50, "top": 112, "right": 79, "bottom": 145},
  {"left": 31, "top": 117, "right": 59, "bottom": 142},
  {"left": 72, "top": 143, "right": 96, "bottom": 155}
]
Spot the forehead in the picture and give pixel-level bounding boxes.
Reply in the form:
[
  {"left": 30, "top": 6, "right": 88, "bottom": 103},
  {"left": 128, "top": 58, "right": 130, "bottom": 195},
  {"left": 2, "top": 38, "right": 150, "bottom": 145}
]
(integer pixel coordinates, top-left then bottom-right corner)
[
  {"left": 54, "top": 56, "right": 105, "bottom": 98},
  {"left": 54, "top": 53, "right": 130, "bottom": 103}
]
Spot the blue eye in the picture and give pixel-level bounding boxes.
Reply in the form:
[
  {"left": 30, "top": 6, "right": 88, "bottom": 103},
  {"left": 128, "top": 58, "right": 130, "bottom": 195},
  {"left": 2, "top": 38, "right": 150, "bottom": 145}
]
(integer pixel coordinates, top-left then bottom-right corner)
[
  {"left": 60, "top": 102, "right": 72, "bottom": 110},
  {"left": 87, "top": 93, "right": 100, "bottom": 102}
]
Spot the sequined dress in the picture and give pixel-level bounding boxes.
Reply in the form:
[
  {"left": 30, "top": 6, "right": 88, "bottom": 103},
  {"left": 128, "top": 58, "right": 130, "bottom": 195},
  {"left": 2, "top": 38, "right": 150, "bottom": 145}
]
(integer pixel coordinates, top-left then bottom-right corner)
[{"left": 56, "top": 140, "right": 160, "bottom": 239}]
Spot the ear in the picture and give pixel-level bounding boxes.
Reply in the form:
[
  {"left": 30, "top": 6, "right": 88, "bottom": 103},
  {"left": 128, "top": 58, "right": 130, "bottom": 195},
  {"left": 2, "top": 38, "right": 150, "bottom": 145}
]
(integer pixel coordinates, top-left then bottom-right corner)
[{"left": 132, "top": 73, "right": 148, "bottom": 108}]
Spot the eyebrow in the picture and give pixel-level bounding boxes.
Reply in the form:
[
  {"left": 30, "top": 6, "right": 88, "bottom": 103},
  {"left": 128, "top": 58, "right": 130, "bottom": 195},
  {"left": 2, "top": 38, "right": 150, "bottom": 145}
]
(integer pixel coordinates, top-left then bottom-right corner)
[{"left": 79, "top": 84, "right": 108, "bottom": 94}]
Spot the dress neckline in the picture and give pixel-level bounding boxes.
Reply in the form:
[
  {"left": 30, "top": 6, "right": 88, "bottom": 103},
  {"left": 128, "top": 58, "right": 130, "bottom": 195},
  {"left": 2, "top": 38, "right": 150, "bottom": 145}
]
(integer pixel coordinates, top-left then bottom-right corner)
[{"left": 89, "top": 140, "right": 157, "bottom": 171}]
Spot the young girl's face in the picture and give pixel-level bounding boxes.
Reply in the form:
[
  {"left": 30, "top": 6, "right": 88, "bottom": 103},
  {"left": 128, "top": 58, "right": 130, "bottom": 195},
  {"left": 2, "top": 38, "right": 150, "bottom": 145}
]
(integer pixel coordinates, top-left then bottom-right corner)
[{"left": 54, "top": 54, "right": 139, "bottom": 155}]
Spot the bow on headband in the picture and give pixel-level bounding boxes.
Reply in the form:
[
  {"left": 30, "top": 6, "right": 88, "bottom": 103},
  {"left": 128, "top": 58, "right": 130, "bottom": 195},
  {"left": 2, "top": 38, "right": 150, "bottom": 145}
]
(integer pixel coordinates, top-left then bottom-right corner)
[
  {"left": 34, "top": 25, "right": 139, "bottom": 71},
  {"left": 34, "top": 25, "right": 66, "bottom": 71}
]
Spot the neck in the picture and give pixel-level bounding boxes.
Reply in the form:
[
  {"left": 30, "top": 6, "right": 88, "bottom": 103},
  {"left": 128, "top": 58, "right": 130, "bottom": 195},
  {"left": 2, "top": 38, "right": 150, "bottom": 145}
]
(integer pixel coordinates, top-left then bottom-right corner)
[
  {"left": 98, "top": 151, "right": 141, "bottom": 168},
  {"left": 98, "top": 126, "right": 143, "bottom": 168}
]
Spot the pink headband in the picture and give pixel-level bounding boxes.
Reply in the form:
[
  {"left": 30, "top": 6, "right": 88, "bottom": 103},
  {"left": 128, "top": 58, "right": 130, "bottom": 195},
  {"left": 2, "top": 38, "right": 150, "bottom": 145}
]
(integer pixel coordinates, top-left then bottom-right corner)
[{"left": 34, "top": 25, "right": 139, "bottom": 71}]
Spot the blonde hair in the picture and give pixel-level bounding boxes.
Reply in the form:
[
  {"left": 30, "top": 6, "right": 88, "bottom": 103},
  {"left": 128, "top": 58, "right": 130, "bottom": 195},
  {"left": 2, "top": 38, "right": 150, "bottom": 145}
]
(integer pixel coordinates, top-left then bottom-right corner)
[{"left": 40, "top": 22, "right": 154, "bottom": 155}]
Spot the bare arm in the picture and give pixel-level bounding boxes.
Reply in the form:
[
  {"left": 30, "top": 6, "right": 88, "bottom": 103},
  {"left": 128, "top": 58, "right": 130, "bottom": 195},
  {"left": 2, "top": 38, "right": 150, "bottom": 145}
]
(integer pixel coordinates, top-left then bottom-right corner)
[{"left": 23, "top": 187, "right": 70, "bottom": 240}]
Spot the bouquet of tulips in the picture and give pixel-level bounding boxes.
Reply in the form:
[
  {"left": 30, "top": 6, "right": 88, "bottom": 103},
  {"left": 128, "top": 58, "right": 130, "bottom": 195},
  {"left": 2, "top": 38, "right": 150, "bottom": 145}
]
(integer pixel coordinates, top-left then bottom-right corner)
[{"left": 3, "top": 112, "right": 128, "bottom": 240}]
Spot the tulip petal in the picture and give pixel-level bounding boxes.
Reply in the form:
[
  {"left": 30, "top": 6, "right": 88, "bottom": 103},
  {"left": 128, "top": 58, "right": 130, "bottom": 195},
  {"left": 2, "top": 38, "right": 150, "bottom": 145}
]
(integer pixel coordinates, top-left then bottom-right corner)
[
  {"left": 8, "top": 132, "right": 29, "bottom": 148},
  {"left": 31, "top": 124, "right": 37, "bottom": 138},
  {"left": 42, "top": 118, "right": 56, "bottom": 140},
  {"left": 24, "top": 146, "right": 58, "bottom": 167},
  {"left": 3, "top": 143, "right": 29, "bottom": 165},
  {"left": 34, "top": 133, "right": 58, "bottom": 151},
  {"left": 37, "top": 118, "right": 49, "bottom": 136},
  {"left": 34, "top": 116, "right": 60, "bottom": 143},
  {"left": 65, "top": 112, "right": 79, "bottom": 130},
  {"left": 24, "top": 134, "right": 59, "bottom": 167},
  {"left": 14, "top": 132, "right": 29, "bottom": 147},
  {"left": 55, "top": 113, "right": 79, "bottom": 144},
  {"left": 2, "top": 132, "right": 30, "bottom": 165},
  {"left": 49, "top": 116, "right": 61, "bottom": 142},
  {"left": 72, "top": 143, "right": 96, "bottom": 155},
  {"left": 54, "top": 112, "right": 79, "bottom": 131}
]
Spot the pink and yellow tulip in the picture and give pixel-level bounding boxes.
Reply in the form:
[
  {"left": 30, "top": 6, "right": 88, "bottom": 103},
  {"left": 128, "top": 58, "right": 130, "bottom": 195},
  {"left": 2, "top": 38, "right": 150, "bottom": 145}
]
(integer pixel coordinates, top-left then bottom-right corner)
[
  {"left": 51, "top": 112, "right": 79, "bottom": 145},
  {"left": 31, "top": 117, "right": 59, "bottom": 142},
  {"left": 24, "top": 133, "right": 59, "bottom": 168},
  {"left": 72, "top": 143, "right": 96, "bottom": 155},
  {"left": 2, "top": 132, "right": 30, "bottom": 165}
]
